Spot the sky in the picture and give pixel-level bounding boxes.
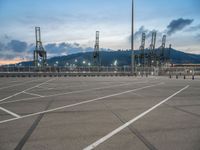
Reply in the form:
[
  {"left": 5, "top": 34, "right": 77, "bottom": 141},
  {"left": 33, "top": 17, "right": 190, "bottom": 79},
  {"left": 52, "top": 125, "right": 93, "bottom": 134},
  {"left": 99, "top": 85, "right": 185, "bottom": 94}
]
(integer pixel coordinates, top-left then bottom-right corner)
[{"left": 0, "top": 0, "right": 200, "bottom": 64}]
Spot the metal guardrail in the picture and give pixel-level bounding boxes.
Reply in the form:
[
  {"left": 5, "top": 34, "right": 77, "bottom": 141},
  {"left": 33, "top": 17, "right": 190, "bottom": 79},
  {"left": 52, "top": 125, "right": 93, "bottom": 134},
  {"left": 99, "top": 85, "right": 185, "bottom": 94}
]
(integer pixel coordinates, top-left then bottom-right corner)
[
  {"left": 0, "top": 66, "right": 131, "bottom": 73},
  {"left": 0, "top": 66, "right": 199, "bottom": 77}
]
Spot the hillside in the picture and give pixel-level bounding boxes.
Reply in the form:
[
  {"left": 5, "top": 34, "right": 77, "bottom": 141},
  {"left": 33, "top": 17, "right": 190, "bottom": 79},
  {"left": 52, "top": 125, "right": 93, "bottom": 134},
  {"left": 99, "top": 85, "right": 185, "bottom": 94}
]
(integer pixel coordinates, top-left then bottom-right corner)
[{"left": 19, "top": 49, "right": 200, "bottom": 67}]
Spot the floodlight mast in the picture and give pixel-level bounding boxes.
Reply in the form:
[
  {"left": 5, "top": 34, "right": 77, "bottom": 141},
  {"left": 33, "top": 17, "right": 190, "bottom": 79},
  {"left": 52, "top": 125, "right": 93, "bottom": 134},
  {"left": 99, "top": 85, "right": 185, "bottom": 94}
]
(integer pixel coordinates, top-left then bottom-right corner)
[{"left": 131, "top": 0, "right": 135, "bottom": 74}]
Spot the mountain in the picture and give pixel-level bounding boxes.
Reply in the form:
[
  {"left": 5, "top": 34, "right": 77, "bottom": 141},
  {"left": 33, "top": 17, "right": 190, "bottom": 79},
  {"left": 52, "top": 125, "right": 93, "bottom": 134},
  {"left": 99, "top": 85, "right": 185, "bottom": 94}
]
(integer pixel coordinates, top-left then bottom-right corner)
[
  {"left": 18, "top": 49, "right": 200, "bottom": 67},
  {"left": 170, "top": 49, "right": 200, "bottom": 64}
]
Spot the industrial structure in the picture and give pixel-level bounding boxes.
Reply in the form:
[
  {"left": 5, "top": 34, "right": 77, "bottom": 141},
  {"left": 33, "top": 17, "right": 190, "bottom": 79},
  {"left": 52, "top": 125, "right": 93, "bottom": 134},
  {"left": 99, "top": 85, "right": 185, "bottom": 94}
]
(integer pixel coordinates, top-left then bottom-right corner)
[
  {"left": 33, "top": 27, "right": 47, "bottom": 67},
  {"left": 134, "top": 32, "right": 171, "bottom": 68},
  {"left": 130, "top": 0, "right": 170, "bottom": 71},
  {"left": 93, "top": 31, "right": 100, "bottom": 66}
]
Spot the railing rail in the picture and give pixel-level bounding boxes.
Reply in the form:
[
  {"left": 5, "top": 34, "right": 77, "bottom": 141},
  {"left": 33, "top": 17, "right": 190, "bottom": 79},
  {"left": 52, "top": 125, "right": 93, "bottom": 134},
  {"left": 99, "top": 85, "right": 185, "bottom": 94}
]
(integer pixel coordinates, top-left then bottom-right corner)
[{"left": 0, "top": 66, "right": 199, "bottom": 76}]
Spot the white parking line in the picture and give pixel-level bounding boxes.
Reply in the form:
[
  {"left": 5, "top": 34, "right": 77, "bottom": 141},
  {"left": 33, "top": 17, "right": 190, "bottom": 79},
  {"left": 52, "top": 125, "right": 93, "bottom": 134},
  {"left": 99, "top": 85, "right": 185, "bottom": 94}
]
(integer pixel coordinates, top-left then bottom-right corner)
[
  {"left": 37, "top": 86, "right": 54, "bottom": 90},
  {"left": 37, "top": 83, "right": 90, "bottom": 90},
  {"left": 0, "top": 78, "right": 54, "bottom": 103},
  {"left": 0, "top": 81, "right": 149, "bottom": 105},
  {"left": 0, "top": 107, "right": 21, "bottom": 118},
  {"left": 23, "top": 91, "right": 44, "bottom": 97},
  {"left": 0, "top": 78, "right": 44, "bottom": 90},
  {"left": 0, "top": 82, "right": 163, "bottom": 124},
  {"left": 1, "top": 80, "right": 20, "bottom": 84},
  {"left": 83, "top": 85, "right": 189, "bottom": 150},
  {"left": 37, "top": 81, "right": 129, "bottom": 90}
]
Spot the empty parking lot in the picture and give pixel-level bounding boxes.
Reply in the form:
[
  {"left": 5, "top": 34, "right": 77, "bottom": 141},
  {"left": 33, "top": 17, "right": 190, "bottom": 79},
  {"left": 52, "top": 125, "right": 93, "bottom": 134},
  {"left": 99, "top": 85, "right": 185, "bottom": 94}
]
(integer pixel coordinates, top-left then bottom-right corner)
[{"left": 0, "top": 76, "right": 199, "bottom": 150}]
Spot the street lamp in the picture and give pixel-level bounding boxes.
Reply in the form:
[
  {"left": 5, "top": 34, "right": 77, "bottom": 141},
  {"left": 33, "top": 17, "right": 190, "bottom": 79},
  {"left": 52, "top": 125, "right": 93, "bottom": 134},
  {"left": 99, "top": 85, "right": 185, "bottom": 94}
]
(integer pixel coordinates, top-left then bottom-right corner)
[{"left": 114, "top": 60, "right": 118, "bottom": 66}]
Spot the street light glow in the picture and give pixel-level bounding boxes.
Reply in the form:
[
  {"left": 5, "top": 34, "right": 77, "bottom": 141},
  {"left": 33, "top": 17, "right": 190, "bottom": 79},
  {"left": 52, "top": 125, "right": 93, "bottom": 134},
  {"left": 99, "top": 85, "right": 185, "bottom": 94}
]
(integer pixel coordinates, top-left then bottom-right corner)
[{"left": 114, "top": 60, "right": 118, "bottom": 66}]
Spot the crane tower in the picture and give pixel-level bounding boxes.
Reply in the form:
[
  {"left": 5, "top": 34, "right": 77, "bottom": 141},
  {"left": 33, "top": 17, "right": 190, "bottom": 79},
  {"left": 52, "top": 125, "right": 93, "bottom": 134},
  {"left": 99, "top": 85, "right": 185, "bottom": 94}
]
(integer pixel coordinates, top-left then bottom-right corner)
[{"left": 33, "top": 27, "right": 47, "bottom": 67}]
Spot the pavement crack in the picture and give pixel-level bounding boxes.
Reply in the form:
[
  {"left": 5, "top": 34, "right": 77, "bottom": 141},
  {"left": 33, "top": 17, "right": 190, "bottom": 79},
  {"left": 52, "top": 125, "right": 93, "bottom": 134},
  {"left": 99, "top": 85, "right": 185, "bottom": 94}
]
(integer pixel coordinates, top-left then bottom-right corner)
[
  {"left": 14, "top": 100, "right": 54, "bottom": 150},
  {"left": 164, "top": 103, "right": 200, "bottom": 118}
]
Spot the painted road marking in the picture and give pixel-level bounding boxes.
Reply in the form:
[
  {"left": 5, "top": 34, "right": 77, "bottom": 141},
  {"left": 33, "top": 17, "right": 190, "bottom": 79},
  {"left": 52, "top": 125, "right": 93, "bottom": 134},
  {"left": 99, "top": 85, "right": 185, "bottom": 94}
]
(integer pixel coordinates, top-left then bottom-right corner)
[
  {"left": 0, "top": 81, "right": 149, "bottom": 105},
  {"left": 0, "top": 78, "right": 44, "bottom": 90},
  {"left": 38, "top": 82, "right": 114, "bottom": 90},
  {"left": 0, "top": 107, "right": 21, "bottom": 118},
  {"left": 37, "top": 86, "right": 54, "bottom": 90},
  {"left": 83, "top": 85, "right": 189, "bottom": 150},
  {"left": 23, "top": 91, "right": 44, "bottom": 97},
  {"left": 37, "top": 83, "right": 95, "bottom": 90},
  {"left": 0, "top": 82, "right": 163, "bottom": 124},
  {"left": 0, "top": 78, "right": 54, "bottom": 103}
]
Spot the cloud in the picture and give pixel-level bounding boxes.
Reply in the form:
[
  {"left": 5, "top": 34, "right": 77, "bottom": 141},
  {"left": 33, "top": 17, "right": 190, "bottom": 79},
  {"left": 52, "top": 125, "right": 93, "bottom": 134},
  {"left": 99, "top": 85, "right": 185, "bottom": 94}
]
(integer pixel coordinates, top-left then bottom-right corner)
[
  {"left": 186, "top": 24, "right": 200, "bottom": 32},
  {"left": 0, "top": 39, "right": 107, "bottom": 65},
  {"left": 0, "top": 34, "right": 12, "bottom": 44},
  {"left": 6, "top": 40, "right": 28, "bottom": 52},
  {"left": 128, "top": 26, "right": 163, "bottom": 48},
  {"left": 0, "top": 38, "right": 94, "bottom": 62},
  {"left": 134, "top": 26, "right": 149, "bottom": 39},
  {"left": 128, "top": 26, "right": 162, "bottom": 42},
  {"left": 0, "top": 42, "right": 5, "bottom": 51},
  {"left": 196, "top": 34, "right": 200, "bottom": 40},
  {"left": 3, "top": 34, "right": 11, "bottom": 40},
  {"left": 167, "top": 18, "right": 194, "bottom": 36},
  {"left": 135, "top": 26, "right": 161, "bottom": 39},
  {"left": 44, "top": 42, "right": 93, "bottom": 56},
  {"left": 0, "top": 58, "right": 27, "bottom": 65},
  {"left": 0, "top": 40, "right": 31, "bottom": 60}
]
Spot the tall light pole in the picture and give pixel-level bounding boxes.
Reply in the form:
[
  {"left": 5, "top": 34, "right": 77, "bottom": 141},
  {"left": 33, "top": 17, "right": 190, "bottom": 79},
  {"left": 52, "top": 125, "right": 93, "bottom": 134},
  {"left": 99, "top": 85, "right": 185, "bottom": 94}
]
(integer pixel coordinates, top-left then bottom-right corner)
[{"left": 131, "top": 0, "right": 135, "bottom": 74}]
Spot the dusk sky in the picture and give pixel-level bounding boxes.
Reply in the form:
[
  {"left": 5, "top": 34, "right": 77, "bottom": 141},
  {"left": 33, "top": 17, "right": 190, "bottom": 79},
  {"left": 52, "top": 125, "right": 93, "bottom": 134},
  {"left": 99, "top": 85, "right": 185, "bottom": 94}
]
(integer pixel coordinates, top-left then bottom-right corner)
[{"left": 0, "top": 0, "right": 200, "bottom": 64}]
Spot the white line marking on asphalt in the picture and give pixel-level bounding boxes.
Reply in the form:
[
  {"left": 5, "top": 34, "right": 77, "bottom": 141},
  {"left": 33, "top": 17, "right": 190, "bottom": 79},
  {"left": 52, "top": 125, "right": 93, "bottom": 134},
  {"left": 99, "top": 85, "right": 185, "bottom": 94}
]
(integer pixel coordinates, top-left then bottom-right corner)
[
  {"left": 36, "top": 81, "right": 128, "bottom": 90},
  {"left": 0, "top": 81, "right": 148, "bottom": 105},
  {"left": 0, "top": 78, "right": 54, "bottom": 103},
  {"left": 23, "top": 91, "right": 44, "bottom": 97},
  {"left": 83, "top": 85, "right": 190, "bottom": 150},
  {"left": 37, "top": 83, "right": 89, "bottom": 90},
  {"left": 37, "top": 86, "right": 54, "bottom": 90},
  {"left": 1, "top": 80, "right": 20, "bottom": 84},
  {"left": 131, "top": 92, "right": 145, "bottom": 98},
  {"left": 0, "top": 82, "right": 163, "bottom": 124},
  {"left": 0, "top": 78, "right": 44, "bottom": 90},
  {"left": 0, "top": 107, "right": 21, "bottom": 118}
]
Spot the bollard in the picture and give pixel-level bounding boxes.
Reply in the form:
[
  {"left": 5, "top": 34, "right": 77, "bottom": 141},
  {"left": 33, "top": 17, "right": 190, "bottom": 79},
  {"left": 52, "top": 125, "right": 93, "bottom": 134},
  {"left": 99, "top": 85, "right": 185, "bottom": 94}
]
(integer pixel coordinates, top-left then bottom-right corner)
[
  {"left": 169, "top": 74, "right": 172, "bottom": 79},
  {"left": 192, "top": 75, "right": 194, "bottom": 80},
  {"left": 176, "top": 75, "right": 178, "bottom": 79},
  {"left": 184, "top": 75, "right": 186, "bottom": 79}
]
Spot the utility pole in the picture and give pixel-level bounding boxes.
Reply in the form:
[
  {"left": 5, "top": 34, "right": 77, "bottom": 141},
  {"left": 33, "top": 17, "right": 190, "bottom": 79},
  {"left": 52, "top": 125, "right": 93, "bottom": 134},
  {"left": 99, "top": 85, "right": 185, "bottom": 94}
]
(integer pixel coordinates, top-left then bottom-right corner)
[{"left": 131, "top": 0, "right": 135, "bottom": 74}]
